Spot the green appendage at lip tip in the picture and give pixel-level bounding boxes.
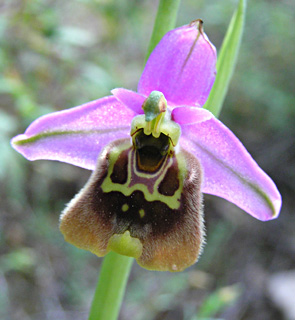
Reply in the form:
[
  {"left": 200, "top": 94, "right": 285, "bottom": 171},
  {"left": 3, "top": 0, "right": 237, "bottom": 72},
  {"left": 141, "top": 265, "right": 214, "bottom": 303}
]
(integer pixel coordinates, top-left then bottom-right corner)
[
  {"left": 13, "top": 127, "right": 130, "bottom": 146},
  {"left": 107, "top": 231, "right": 143, "bottom": 259}
]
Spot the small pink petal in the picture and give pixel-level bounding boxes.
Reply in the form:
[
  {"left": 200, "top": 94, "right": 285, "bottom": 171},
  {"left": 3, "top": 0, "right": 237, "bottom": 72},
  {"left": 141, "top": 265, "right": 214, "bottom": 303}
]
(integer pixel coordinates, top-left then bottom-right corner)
[
  {"left": 172, "top": 106, "right": 213, "bottom": 124},
  {"left": 111, "top": 88, "right": 146, "bottom": 114}
]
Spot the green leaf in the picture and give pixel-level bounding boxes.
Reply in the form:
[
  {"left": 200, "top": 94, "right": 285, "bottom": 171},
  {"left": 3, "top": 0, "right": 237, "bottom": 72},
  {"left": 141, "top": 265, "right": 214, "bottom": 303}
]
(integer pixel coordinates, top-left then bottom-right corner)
[
  {"left": 145, "top": 0, "right": 181, "bottom": 62},
  {"left": 204, "top": 0, "right": 246, "bottom": 117}
]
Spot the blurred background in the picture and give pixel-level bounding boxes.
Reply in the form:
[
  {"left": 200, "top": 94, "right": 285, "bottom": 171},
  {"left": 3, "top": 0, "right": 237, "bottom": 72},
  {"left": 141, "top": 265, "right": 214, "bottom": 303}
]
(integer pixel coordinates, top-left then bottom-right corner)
[{"left": 0, "top": 0, "right": 294, "bottom": 319}]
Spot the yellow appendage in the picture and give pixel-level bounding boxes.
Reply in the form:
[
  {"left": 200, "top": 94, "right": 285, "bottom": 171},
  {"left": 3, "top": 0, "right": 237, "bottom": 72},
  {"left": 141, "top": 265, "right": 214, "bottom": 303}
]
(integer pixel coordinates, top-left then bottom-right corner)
[{"left": 107, "top": 231, "right": 143, "bottom": 259}]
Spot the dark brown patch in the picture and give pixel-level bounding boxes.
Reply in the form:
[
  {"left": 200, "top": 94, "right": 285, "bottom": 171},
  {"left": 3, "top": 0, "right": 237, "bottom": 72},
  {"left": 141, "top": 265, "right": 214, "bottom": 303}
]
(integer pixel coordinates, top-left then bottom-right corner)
[
  {"left": 90, "top": 188, "right": 184, "bottom": 239},
  {"left": 158, "top": 157, "right": 180, "bottom": 196},
  {"left": 110, "top": 148, "right": 129, "bottom": 184}
]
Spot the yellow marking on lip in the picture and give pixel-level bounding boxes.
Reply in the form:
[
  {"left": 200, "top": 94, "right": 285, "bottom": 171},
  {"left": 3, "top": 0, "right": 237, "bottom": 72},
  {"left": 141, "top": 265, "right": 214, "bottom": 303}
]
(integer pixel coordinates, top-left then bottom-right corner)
[
  {"left": 101, "top": 142, "right": 187, "bottom": 210},
  {"left": 139, "top": 209, "right": 145, "bottom": 218},
  {"left": 122, "top": 203, "right": 129, "bottom": 212}
]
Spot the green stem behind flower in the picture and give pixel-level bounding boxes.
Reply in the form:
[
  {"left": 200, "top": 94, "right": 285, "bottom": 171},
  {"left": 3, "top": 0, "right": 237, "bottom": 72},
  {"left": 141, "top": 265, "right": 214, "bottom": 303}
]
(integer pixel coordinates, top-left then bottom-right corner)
[
  {"left": 88, "top": 2, "right": 182, "bottom": 320},
  {"left": 145, "top": 0, "right": 182, "bottom": 62},
  {"left": 204, "top": 0, "right": 246, "bottom": 117},
  {"left": 88, "top": 252, "right": 133, "bottom": 320}
]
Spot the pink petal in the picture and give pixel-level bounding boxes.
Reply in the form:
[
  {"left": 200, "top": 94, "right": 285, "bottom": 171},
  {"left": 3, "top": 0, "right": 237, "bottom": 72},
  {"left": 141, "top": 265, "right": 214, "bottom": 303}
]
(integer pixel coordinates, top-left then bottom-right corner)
[
  {"left": 111, "top": 88, "right": 146, "bottom": 114},
  {"left": 172, "top": 106, "right": 212, "bottom": 124},
  {"left": 138, "top": 22, "right": 216, "bottom": 107},
  {"left": 173, "top": 107, "right": 282, "bottom": 221},
  {"left": 11, "top": 96, "right": 136, "bottom": 170}
]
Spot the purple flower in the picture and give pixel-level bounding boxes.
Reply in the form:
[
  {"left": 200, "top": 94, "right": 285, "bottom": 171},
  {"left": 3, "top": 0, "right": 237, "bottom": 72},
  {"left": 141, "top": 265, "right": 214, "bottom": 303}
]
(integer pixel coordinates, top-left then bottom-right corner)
[{"left": 11, "top": 21, "right": 281, "bottom": 271}]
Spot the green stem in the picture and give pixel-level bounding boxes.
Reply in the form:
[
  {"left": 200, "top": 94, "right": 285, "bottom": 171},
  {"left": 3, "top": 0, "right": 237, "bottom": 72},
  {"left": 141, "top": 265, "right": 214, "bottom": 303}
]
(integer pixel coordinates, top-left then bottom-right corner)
[
  {"left": 88, "top": 2, "right": 181, "bottom": 319},
  {"left": 145, "top": 0, "right": 182, "bottom": 62},
  {"left": 88, "top": 252, "right": 133, "bottom": 320},
  {"left": 204, "top": 0, "right": 246, "bottom": 117}
]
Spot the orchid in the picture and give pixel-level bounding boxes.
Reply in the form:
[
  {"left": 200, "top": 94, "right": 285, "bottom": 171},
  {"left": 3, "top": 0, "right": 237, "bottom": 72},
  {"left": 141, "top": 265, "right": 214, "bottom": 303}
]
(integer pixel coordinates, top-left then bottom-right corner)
[{"left": 11, "top": 21, "right": 281, "bottom": 272}]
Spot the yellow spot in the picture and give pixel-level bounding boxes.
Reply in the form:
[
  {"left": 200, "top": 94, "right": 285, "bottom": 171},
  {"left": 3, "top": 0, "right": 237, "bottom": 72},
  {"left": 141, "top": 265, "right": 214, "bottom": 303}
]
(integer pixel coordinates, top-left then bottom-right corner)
[
  {"left": 122, "top": 203, "right": 129, "bottom": 212},
  {"left": 139, "top": 209, "right": 145, "bottom": 218},
  {"left": 107, "top": 231, "right": 143, "bottom": 259}
]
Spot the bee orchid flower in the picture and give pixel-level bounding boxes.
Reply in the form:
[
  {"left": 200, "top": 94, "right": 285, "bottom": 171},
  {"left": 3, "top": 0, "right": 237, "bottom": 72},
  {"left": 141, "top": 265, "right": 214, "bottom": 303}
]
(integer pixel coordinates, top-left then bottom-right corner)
[{"left": 11, "top": 21, "right": 281, "bottom": 272}]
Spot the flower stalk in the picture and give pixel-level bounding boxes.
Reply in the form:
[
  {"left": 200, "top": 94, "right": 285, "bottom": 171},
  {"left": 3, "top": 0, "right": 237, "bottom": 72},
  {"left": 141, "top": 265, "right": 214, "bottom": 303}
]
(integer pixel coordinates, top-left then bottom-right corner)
[
  {"left": 145, "top": 0, "right": 181, "bottom": 61},
  {"left": 88, "top": 252, "right": 133, "bottom": 320},
  {"left": 204, "top": 0, "right": 246, "bottom": 117}
]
